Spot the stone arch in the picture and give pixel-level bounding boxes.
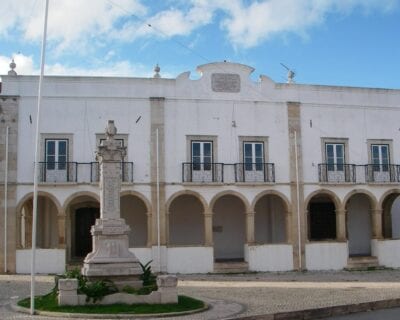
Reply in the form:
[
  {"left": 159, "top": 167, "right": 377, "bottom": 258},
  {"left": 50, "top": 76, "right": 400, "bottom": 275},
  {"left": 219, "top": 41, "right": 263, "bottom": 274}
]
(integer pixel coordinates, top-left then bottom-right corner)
[
  {"left": 306, "top": 189, "right": 341, "bottom": 241},
  {"left": 251, "top": 190, "right": 290, "bottom": 213},
  {"left": 120, "top": 191, "right": 151, "bottom": 247},
  {"left": 166, "top": 190, "right": 209, "bottom": 213},
  {"left": 305, "top": 189, "right": 341, "bottom": 211},
  {"left": 379, "top": 189, "right": 400, "bottom": 239},
  {"left": 210, "top": 190, "right": 251, "bottom": 213},
  {"left": 167, "top": 190, "right": 207, "bottom": 246},
  {"left": 16, "top": 191, "right": 62, "bottom": 249},
  {"left": 62, "top": 191, "right": 100, "bottom": 213},
  {"left": 343, "top": 189, "right": 378, "bottom": 211},
  {"left": 344, "top": 189, "right": 376, "bottom": 256},
  {"left": 210, "top": 190, "right": 249, "bottom": 261},
  {"left": 63, "top": 191, "right": 100, "bottom": 260},
  {"left": 252, "top": 190, "right": 291, "bottom": 244}
]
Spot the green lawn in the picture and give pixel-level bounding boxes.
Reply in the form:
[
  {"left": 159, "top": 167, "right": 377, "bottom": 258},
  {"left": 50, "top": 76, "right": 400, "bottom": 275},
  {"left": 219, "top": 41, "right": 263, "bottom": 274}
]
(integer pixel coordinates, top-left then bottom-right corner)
[{"left": 18, "top": 292, "right": 205, "bottom": 314}]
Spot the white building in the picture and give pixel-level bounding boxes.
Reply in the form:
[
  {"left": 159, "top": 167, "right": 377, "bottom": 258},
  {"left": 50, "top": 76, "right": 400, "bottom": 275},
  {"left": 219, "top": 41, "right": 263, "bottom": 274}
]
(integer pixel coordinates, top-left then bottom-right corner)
[{"left": 1, "top": 61, "right": 400, "bottom": 274}]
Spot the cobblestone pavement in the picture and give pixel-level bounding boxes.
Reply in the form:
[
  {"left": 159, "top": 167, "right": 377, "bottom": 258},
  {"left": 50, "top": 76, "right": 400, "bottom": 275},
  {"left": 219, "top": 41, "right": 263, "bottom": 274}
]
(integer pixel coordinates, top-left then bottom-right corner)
[{"left": 2, "top": 270, "right": 400, "bottom": 319}]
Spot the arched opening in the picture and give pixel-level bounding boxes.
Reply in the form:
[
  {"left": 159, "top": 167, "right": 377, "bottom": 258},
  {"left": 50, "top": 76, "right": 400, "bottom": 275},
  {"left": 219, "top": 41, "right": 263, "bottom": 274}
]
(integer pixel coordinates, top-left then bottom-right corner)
[
  {"left": 18, "top": 195, "right": 59, "bottom": 249},
  {"left": 168, "top": 194, "right": 204, "bottom": 245},
  {"left": 65, "top": 195, "right": 99, "bottom": 261},
  {"left": 212, "top": 194, "right": 246, "bottom": 261},
  {"left": 307, "top": 194, "right": 337, "bottom": 241},
  {"left": 254, "top": 194, "right": 287, "bottom": 243},
  {"left": 346, "top": 193, "right": 372, "bottom": 256},
  {"left": 382, "top": 193, "right": 400, "bottom": 239},
  {"left": 121, "top": 194, "right": 148, "bottom": 247}
]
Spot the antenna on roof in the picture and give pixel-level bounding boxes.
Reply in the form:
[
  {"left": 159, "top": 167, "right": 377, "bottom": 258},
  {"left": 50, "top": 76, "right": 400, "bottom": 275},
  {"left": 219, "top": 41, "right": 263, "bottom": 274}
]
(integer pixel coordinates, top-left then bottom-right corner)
[{"left": 280, "top": 63, "right": 296, "bottom": 84}]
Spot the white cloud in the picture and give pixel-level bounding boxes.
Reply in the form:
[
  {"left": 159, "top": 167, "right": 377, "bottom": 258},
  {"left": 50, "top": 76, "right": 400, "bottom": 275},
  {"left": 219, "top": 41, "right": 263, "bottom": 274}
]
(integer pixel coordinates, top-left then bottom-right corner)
[
  {"left": 217, "top": 0, "right": 398, "bottom": 48},
  {"left": 0, "top": 0, "right": 397, "bottom": 54}
]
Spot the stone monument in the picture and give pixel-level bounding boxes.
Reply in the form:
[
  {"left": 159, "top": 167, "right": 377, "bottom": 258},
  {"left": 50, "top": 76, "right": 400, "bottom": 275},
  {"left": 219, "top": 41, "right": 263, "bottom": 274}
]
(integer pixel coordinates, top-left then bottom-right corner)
[{"left": 82, "top": 120, "right": 142, "bottom": 288}]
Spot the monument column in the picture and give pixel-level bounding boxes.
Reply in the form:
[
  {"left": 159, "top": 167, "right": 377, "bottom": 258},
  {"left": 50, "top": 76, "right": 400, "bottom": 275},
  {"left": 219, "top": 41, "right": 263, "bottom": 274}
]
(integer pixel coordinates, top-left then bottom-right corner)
[{"left": 82, "top": 120, "right": 141, "bottom": 288}]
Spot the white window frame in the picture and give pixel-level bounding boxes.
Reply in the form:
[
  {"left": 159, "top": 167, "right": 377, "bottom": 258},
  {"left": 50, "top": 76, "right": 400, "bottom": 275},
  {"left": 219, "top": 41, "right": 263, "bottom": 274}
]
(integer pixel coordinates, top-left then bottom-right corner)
[
  {"left": 325, "top": 143, "right": 345, "bottom": 172},
  {"left": 191, "top": 140, "right": 213, "bottom": 171},
  {"left": 243, "top": 142, "right": 264, "bottom": 171},
  {"left": 45, "top": 139, "right": 68, "bottom": 170}
]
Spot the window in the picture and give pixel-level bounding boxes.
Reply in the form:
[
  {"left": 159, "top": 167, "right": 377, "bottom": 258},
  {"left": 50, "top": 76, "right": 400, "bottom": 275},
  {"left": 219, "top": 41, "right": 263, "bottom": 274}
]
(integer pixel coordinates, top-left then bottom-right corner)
[
  {"left": 192, "top": 141, "right": 212, "bottom": 171},
  {"left": 326, "top": 143, "right": 344, "bottom": 171},
  {"left": 244, "top": 142, "right": 264, "bottom": 171},
  {"left": 371, "top": 144, "right": 389, "bottom": 172},
  {"left": 45, "top": 139, "right": 68, "bottom": 170}
]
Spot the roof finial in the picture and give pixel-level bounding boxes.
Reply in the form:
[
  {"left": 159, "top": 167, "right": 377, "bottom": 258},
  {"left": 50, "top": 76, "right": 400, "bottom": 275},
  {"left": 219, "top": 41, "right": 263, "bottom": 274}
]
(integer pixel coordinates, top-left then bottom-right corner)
[
  {"left": 8, "top": 58, "right": 17, "bottom": 76},
  {"left": 153, "top": 63, "right": 161, "bottom": 78}
]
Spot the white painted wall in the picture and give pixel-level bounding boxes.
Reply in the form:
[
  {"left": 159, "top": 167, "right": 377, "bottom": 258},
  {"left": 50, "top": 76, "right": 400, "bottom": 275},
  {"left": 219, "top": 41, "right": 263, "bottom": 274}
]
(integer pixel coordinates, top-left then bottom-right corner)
[
  {"left": 305, "top": 243, "right": 348, "bottom": 270},
  {"left": 16, "top": 249, "right": 66, "bottom": 274},
  {"left": 372, "top": 239, "right": 400, "bottom": 268},
  {"left": 167, "top": 247, "right": 213, "bottom": 273},
  {"left": 246, "top": 244, "right": 293, "bottom": 271}
]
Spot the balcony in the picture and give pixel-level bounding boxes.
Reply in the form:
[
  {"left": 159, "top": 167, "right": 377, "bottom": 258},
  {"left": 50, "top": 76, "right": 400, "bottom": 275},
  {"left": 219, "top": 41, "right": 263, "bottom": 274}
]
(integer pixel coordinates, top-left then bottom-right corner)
[
  {"left": 365, "top": 164, "right": 400, "bottom": 183},
  {"left": 182, "top": 162, "right": 223, "bottom": 183},
  {"left": 38, "top": 161, "right": 134, "bottom": 183},
  {"left": 318, "top": 164, "right": 356, "bottom": 183},
  {"left": 234, "top": 163, "right": 275, "bottom": 183},
  {"left": 318, "top": 163, "right": 400, "bottom": 184}
]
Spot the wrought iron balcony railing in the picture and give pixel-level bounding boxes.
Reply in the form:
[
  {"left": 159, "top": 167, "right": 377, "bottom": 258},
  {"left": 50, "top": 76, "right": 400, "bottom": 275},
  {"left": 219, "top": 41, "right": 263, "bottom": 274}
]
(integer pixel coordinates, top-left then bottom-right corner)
[
  {"left": 38, "top": 161, "right": 134, "bottom": 183},
  {"left": 365, "top": 164, "right": 400, "bottom": 183},
  {"left": 182, "top": 162, "right": 224, "bottom": 183},
  {"left": 38, "top": 161, "right": 77, "bottom": 183},
  {"left": 318, "top": 163, "right": 356, "bottom": 183},
  {"left": 234, "top": 163, "right": 275, "bottom": 183}
]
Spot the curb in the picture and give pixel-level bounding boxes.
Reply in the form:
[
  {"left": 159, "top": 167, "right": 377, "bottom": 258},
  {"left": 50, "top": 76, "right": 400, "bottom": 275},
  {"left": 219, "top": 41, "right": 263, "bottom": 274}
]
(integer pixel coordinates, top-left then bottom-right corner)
[
  {"left": 12, "top": 303, "right": 209, "bottom": 319},
  {"left": 229, "top": 298, "right": 400, "bottom": 320}
]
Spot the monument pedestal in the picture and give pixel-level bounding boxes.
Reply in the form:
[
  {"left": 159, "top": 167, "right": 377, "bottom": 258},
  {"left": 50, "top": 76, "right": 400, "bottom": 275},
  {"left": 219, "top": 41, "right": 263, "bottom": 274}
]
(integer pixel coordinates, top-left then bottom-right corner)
[
  {"left": 82, "top": 121, "right": 142, "bottom": 289},
  {"left": 82, "top": 218, "right": 142, "bottom": 288}
]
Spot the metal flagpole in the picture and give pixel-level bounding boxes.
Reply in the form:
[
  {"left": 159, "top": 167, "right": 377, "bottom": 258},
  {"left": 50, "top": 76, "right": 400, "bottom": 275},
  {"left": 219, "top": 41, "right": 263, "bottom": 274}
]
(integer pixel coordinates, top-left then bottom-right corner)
[
  {"left": 30, "top": 0, "right": 50, "bottom": 315},
  {"left": 156, "top": 128, "right": 161, "bottom": 272}
]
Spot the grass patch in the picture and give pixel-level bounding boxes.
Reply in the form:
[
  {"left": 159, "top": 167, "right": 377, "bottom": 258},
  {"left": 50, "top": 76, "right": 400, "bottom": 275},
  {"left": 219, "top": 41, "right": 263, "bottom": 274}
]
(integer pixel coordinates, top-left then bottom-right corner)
[{"left": 18, "top": 292, "right": 205, "bottom": 314}]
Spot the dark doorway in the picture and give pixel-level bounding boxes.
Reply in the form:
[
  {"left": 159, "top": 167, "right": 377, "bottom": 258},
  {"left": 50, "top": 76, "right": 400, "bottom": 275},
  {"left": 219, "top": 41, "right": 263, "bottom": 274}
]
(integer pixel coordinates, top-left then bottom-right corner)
[
  {"left": 74, "top": 207, "right": 99, "bottom": 257},
  {"left": 309, "top": 202, "right": 336, "bottom": 240}
]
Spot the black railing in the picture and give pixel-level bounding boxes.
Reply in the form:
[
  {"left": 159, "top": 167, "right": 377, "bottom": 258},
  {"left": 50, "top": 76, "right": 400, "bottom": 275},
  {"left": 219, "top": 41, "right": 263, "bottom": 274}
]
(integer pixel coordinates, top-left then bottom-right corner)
[
  {"left": 38, "top": 161, "right": 77, "bottom": 182},
  {"left": 38, "top": 161, "right": 133, "bottom": 183},
  {"left": 182, "top": 162, "right": 223, "bottom": 183},
  {"left": 90, "top": 162, "right": 134, "bottom": 183},
  {"left": 318, "top": 163, "right": 356, "bottom": 183},
  {"left": 234, "top": 163, "right": 275, "bottom": 183},
  {"left": 365, "top": 164, "right": 400, "bottom": 183}
]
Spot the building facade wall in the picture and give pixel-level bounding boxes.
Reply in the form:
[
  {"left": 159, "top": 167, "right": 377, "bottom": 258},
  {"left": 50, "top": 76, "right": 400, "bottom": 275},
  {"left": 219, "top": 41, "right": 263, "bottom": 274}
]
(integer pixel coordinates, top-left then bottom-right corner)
[{"left": 1, "top": 61, "right": 400, "bottom": 273}]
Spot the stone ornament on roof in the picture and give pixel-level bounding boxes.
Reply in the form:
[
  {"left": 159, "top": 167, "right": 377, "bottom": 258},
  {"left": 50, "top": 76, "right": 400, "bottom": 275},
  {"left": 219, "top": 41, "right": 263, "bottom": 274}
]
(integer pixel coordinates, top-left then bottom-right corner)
[{"left": 8, "top": 59, "right": 17, "bottom": 76}]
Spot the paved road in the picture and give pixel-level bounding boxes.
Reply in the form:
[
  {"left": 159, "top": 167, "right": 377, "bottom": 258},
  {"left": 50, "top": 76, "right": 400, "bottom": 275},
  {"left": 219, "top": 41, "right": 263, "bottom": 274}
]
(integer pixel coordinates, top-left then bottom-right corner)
[{"left": 326, "top": 307, "right": 400, "bottom": 319}]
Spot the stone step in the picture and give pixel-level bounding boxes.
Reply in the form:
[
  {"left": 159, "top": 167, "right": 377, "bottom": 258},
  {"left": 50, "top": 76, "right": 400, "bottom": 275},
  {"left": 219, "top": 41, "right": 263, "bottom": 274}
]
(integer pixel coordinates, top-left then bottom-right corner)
[
  {"left": 346, "top": 256, "right": 381, "bottom": 270},
  {"left": 213, "top": 261, "right": 249, "bottom": 274}
]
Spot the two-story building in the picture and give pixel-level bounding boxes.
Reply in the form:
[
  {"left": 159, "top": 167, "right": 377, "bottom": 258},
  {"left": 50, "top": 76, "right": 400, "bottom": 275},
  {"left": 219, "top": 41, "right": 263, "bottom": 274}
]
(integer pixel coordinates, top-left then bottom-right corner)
[{"left": 1, "top": 61, "right": 400, "bottom": 274}]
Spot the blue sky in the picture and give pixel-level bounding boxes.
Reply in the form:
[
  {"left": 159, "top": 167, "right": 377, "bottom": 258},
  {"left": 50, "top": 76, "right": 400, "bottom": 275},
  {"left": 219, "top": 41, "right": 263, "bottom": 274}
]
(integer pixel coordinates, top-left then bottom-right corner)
[{"left": 1, "top": 0, "right": 399, "bottom": 89}]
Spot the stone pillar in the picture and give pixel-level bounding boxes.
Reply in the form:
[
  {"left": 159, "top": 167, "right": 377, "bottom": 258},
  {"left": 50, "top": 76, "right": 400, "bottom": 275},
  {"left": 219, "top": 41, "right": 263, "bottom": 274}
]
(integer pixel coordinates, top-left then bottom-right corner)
[
  {"left": 82, "top": 120, "right": 141, "bottom": 288},
  {"left": 287, "top": 102, "right": 305, "bottom": 270},
  {"left": 146, "top": 213, "right": 152, "bottom": 247},
  {"left": 58, "top": 279, "right": 78, "bottom": 306},
  {"left": 204, "top": 211, "right": 213, "bottom": 246},
  {"left": 371, "top": 209, "right": 383, "bottom": 239},
  {"left": 285, "top": 211, "right": 292, "bottom": 243},
  {"left": 58, "top": 212, "right": 66, "bottom": 248},
  {"left": 246, "top": 211, "right": 255, "bottom": 245},
  {"left": 156, "top": 275, "right": 178, "bottom": 304},
  {"left": 336, "top": 209, "right": 346, "bottom": 241}
]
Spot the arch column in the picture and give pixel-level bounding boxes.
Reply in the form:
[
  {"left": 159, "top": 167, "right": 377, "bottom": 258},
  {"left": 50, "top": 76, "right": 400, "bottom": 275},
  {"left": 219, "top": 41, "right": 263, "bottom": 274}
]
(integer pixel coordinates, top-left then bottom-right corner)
[
  {"left": 246, "top": 211, "right": 255, "bottom": 245},
  {"left": 165, "top": 211, "right": 171, "bottom": 245},
  {"left": 57, "top": 210, "right": 66, "bottom": 248},
  {"left": 371, "top": 209, "right": 383, "bottom": 239},
  {"left": 285, "top": 211, "right": 292, "bottom": 243},
  {"left": 204, "top": 211, "right": 213, "bottom": 246},
  {"left": 146, "top": 213, "right": 152, "bottom": 247},
  {"left": 336, "top": 209, "right": 346, "bottom": 241}
]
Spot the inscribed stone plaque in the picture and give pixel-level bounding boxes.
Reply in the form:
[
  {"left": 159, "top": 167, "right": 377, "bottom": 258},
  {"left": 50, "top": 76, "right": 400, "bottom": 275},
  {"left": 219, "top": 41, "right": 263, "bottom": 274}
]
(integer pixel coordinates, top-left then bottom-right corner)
[{"left": 211, "top": 73, "right": 240, "bottom": 92}]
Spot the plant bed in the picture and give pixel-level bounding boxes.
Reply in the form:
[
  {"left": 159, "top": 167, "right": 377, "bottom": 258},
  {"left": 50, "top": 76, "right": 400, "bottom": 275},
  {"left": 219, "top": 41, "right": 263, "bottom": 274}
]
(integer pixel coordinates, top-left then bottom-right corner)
[{"left": 17, "top": 293, "right": 206, "bottom": 315}]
